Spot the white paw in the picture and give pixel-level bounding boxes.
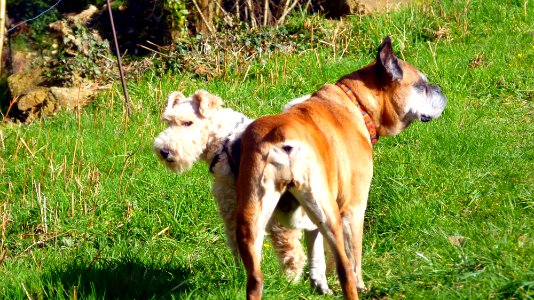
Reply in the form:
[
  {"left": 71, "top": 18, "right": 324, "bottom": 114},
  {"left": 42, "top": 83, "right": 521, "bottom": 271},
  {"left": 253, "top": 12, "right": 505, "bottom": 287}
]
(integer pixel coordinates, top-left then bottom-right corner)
[{"left": 310, "top": 273, "right": 332, "bottom": 295}]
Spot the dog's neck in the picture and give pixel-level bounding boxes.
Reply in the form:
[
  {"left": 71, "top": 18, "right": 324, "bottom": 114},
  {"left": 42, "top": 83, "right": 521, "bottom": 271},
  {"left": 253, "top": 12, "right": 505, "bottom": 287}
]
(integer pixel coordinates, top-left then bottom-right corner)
[
  {"left": 335, "top": 81, "right": 379, "bottom": 145},
  {"left": 202, "top": 109, "right": 251, "bottom": 163},
  {"left": 338, "top": 70, "right": 406, "bottom": 137}
]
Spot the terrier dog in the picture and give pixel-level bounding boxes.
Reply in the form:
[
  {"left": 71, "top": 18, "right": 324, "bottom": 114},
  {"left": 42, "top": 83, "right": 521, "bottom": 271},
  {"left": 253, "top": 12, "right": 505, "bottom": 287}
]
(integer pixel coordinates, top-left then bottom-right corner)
[
  {"left": 153, "top": 90, "right": 332, "bottom": 294},
  {"left": 234, "top": 36, "right": 446, "bottom": 299}
]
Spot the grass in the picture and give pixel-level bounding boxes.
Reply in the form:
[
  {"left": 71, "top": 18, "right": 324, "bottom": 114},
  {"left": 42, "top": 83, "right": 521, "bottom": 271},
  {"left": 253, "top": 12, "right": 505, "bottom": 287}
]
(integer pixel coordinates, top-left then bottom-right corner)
[{"left": 1, "top": 0, "right": 533, "bottom": 299}]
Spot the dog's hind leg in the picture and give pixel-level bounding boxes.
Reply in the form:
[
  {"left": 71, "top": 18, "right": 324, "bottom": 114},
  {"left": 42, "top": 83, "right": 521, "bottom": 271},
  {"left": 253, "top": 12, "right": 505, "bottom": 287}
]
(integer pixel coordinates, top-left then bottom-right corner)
[
  {"left": 296, "top": 195, "right": 359, "bottom": 300},
  {"left": 236, "top": 154, "right": 283, "bottom": 299}
]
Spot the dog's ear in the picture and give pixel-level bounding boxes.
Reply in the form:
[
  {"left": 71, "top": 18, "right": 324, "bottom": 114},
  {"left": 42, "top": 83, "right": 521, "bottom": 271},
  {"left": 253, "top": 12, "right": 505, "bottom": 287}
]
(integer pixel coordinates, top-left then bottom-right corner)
[
  {"left": 376, "top": 36, "right": 403, "bottom": 82},
  {"left": 193, "top": 90, "right": 223, "bottom": 118},
  {"left": 165, "top": 91, "right": 187, "bottom": 110}
]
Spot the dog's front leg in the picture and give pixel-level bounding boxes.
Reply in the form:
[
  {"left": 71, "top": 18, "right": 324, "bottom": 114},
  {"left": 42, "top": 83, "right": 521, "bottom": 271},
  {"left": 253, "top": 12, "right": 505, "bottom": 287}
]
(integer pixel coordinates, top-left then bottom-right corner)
[
  {"left": 349, "top": 205, "right": 367, "bottom": 291},
  {"left": 212, "top": 175, "right": 240, "bottom": 265},
  {"left": 343, "top": 191, "right": 370, "bottom": 291},
  {"left": 267, "top": 219, "right": 306, "bottom": 282},
  {"left": 296, "top": 194, "right": 360, "bottom": 300},
  {"left": 305, "top": 228, "right": 332, "bottom": 295}
]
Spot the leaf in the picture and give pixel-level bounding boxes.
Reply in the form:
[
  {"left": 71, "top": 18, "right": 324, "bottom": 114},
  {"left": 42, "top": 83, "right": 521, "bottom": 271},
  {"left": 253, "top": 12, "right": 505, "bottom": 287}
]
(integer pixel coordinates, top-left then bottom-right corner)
[{"left": 448, "top": 235, "right": 467, "bottom": 247}]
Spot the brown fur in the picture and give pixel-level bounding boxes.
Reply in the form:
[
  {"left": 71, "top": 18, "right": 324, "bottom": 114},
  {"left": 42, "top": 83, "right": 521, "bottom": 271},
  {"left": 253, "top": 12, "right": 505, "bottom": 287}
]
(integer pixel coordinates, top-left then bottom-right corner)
[{"left": 234, "top": 37, "right": 446, "bottom": 299}]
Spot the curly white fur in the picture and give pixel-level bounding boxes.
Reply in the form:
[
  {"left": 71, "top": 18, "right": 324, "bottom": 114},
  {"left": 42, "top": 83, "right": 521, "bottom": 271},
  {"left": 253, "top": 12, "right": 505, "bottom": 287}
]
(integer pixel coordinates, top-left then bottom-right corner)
[{"left": 154, "top": 90, "right": 332, "bottom": 292}]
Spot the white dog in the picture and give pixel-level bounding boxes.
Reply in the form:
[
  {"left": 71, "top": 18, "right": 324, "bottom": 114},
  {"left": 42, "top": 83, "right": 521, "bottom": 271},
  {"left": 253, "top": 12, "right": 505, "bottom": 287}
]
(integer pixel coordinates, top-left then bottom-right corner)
[{"left": 153, "top": 90, "right": 332, "bottom": 294}]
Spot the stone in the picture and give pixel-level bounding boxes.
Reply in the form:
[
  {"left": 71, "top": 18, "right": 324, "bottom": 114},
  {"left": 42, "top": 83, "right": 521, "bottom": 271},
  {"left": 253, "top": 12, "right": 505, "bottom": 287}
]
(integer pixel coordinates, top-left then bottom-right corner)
[
  {"left": 7, "top": 69, "right": 43, "bottom": 96},
  {"left": 49, "top": 86, "right": 97, "bottom": 110},
  {"left": 17, "top": 87, "right": 49, "bottom": 111}
]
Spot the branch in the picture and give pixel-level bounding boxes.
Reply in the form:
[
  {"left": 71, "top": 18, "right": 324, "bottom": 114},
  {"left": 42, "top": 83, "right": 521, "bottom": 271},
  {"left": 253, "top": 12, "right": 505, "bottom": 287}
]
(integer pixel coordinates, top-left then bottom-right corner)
[
  {"left": 213, "top": 0, "right": 234, "bottom": 27},
  {"left": 245, "top": 0, "right": 257, "bottom": 29},
  {"left": 263, "top": 0, "right": 269, "bottom": 27},
  {"left": 191, "top": 0, "right": 216, "bottom": 35},
  {"left": 277, "top": 0, "right": 299, "bottom": 25}
]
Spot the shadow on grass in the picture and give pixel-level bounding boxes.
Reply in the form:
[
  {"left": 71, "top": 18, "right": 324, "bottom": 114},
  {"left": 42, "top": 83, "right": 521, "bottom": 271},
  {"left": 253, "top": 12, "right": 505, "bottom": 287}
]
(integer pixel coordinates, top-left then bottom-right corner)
[{"left": 44, "top": 254, "right": 192, "bottom": 299}]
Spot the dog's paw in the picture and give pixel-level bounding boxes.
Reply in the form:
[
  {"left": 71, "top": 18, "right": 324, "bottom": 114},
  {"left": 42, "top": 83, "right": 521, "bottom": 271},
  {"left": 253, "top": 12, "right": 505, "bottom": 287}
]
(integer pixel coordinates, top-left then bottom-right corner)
[
  {"left": 310, "top": 274, "right": 332, "bottom": 295},
  {"left": 357, "top": 284, "right": 369, "bottom": 293},
  {"left": 312, "top": 283, "right": 333, "bottom": 295}
]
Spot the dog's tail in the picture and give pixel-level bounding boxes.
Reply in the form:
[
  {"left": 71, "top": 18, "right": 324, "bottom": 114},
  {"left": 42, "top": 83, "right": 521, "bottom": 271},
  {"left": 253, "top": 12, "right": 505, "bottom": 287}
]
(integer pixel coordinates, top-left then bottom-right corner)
[{"left": 264, "top": 142, "right": 299, "bottom": 188}]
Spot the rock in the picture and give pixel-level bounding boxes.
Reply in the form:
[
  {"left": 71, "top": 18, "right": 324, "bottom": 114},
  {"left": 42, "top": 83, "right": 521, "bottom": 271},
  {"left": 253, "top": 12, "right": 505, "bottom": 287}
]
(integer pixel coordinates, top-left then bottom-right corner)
[
  {"left": 8, "top": 50, "right": 39, "bottom": 74},
  {"left": 7, "top": 69, "right": 43, "bottom": 96},
  {"left": 49, "top": 86, "right": 97, "bottom": 110},
  {"left": 49, "top": 20, "right": 70, "bottom": 37},
  {"left": 17, "top": 87, "right": 49, "bottom": 111},
  {"left": 66, "top": 5, "right": 99, "bottom": 24}
]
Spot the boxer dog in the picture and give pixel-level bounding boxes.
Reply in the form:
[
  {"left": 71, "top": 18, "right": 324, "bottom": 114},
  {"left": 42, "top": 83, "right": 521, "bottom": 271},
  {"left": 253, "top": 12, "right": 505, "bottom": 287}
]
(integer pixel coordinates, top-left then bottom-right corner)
[{"left": 234, "top": 36, "right": 446, "bottom": 299}]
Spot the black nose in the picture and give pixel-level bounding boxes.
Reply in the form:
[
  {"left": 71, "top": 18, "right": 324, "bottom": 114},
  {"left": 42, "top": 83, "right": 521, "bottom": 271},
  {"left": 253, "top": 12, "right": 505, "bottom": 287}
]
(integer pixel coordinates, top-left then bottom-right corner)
[
  {"left": 432, "top": 85, "right": 442, "bottom": 94},
  {"left": 420, "top": 115, "right": 432, "bottom": 122},
  {"left": 160, "top": 149, "right": 170, "bottom": 159}
]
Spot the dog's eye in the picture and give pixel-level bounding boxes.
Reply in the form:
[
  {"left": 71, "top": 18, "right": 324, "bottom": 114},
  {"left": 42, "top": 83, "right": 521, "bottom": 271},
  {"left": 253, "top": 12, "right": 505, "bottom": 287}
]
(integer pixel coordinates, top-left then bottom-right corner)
[
  {"left": 182, "top": 121, "right": 193, "bottom": 127},
  {"left": 414, "top": 81, "right": 428, "bottom": 93}
]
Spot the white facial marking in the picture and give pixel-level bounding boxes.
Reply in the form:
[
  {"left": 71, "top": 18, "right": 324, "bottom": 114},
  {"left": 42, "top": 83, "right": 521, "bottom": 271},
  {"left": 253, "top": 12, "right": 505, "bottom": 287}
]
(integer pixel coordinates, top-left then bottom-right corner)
[{"left": 404, "top": 80, "right": 446, "bottom": 122}]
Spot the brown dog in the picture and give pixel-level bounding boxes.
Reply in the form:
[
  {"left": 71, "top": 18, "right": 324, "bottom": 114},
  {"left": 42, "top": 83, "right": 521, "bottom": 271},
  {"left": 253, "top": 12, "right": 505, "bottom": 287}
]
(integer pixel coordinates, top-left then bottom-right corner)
[{"left": 234, "top": 36, "right": 446, "bottom": 299}]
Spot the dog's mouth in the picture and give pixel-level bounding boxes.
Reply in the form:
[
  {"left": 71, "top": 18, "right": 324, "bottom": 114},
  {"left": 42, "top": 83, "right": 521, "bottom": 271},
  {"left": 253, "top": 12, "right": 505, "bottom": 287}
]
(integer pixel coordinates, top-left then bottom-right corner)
[{"left": 420, "top": 115, "right": 432, "bottom": 122}]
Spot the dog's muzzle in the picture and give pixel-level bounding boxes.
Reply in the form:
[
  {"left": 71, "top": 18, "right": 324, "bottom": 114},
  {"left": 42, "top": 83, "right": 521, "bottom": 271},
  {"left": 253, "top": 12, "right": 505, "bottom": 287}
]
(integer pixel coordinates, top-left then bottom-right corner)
[
  {"left": 160, "top": 148, "right": 170, "bottom": 159},
  {"left": 159, "top": 148, "right": 176, "bottom": 162},
  {"left": 423, "top": 87, "right": 447, "bottom": 122}
]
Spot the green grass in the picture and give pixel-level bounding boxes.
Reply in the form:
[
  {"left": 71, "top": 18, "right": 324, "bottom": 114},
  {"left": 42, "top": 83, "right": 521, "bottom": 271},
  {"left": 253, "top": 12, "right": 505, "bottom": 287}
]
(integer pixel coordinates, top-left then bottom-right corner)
[{"left": 1, "top": 0, "right": 533, "bottom": 299}]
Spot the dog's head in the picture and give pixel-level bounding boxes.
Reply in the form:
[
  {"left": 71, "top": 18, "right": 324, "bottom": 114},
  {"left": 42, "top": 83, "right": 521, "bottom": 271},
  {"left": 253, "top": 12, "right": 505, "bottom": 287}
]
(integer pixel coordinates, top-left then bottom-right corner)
[
  {"left": 349, "top": 36, "right": 447, "bottom": 136},
  {"left": 153, "top": 90, "right": 223, "bottom": 173}
]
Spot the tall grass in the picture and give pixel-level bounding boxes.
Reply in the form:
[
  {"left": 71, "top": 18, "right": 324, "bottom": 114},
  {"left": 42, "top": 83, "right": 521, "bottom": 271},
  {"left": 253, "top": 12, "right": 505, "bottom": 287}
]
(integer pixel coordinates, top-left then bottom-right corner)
[{"left": 1, "top": 0, "right": 533, "bottom": 299}]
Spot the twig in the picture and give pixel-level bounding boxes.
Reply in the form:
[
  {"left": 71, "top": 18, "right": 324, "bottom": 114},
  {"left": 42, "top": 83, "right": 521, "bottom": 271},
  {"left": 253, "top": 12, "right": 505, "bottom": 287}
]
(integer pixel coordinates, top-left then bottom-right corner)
[
  {"left": 235, "top": 0, "right": 240, "bottom": 20},
  {"left": 35, "top": 182, "right": 48, "bottom": 233},
  {"left": 0, "top": 202, "right": 8, "bottom": 266},
  {"left": 106, "top": 0, "right": 131, "bottom": 116},
  {"left": 19, "top": 137, "right": 35, "bottom": 157},
  {"left": 152, "top": 226, "right": 170, "bottom": 239},
  {"left": 138, "top": 44, "right": 170, "bottom": 58},
  {"left": 213, "top": 0, "right": 234, "bottom": 27},
  {"left": 191, "top": 0, "right": 216, "bottom": 35},
  {"left": 21, "top": 283, "right": 33, "bottom": 300},
  {"left": 278, "top": 0, "right": 290, "bottom": 19},
  {"left": 14, "top": 233, "right": 63, "bottom": 258},
  {"left": 277, "top": 0, "right": 299, "bottom": 25},
  {"left": 263, "top": 0, "right": 269, "bottom": 27},
  {"left": 245, "top": 0, "right": 258, "bottom": 29},
  {"left": 146, "top": 40, "right": 163, "bottom": 49},
  {"left": 2, "top": 96, "right": 18, "bottom": 123},
  {"left": 427, "top": 41, "right": 438, "bottom": 69}
]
